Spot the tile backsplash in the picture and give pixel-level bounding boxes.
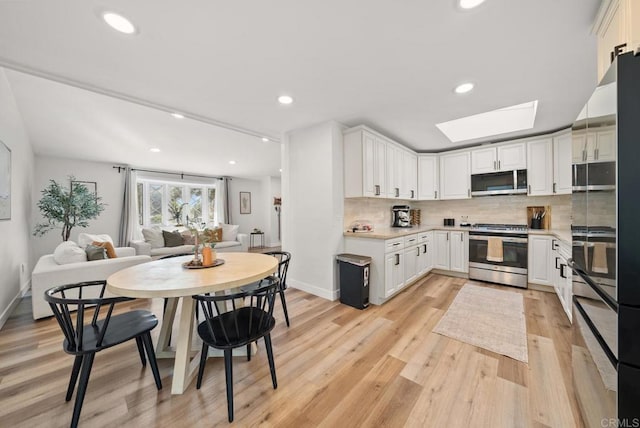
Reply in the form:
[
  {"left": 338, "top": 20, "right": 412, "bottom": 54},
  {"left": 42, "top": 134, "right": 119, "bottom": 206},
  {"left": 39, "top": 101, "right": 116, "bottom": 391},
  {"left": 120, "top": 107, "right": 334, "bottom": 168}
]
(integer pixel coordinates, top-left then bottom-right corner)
[{"left": 344, "top": 194, "right": 573, "bottom": 231}]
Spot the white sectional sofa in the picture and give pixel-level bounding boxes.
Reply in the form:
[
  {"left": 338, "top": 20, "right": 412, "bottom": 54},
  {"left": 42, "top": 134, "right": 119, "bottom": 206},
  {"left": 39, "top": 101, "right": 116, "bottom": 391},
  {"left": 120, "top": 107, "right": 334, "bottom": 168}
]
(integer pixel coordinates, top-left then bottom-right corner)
[
  {"left": 31, "top": 246, "right": 151, "bottom": 320},
  {"left": 130, "top": 224, "right": 249, "bottom": 259}
]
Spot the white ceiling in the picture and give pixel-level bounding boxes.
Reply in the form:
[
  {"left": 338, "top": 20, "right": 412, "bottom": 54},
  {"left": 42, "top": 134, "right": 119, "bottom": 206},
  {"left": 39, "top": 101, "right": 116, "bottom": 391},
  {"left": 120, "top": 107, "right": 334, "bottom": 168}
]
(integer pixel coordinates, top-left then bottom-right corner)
[{"left": 0, "top": 0, "right": 600, "bottom": 175}]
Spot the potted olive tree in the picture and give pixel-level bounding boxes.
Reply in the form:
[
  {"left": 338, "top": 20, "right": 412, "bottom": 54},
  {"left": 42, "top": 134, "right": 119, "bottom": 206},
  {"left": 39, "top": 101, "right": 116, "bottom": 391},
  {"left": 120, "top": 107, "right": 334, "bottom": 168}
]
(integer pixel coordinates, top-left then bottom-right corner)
[{"left": 33, "top": 177, "right": 106, "bottom": 241}]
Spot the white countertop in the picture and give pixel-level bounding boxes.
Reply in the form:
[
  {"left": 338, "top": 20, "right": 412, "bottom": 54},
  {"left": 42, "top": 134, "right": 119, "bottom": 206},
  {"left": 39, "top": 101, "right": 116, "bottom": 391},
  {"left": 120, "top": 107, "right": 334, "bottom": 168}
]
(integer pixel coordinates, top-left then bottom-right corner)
[{"left": 344, "top": 225, "right": 572, "bottom": 245}]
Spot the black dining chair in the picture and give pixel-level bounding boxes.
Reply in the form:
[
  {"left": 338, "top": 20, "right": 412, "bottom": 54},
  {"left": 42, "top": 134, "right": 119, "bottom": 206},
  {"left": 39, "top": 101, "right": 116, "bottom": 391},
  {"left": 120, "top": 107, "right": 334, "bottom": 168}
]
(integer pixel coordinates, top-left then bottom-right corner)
[
  {"left": 193, "top": 277, "right": 280, "bottom": 422},
  {"left": 243, "top": 251, "right": 292, "bottom": 327},
  {"left": 45, "top": 280, "right": 162, "bottom": 428}
]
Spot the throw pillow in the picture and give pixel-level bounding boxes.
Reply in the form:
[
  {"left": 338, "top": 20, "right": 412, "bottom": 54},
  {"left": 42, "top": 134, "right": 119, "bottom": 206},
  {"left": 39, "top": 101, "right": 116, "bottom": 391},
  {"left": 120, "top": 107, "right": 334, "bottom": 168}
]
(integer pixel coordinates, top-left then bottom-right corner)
[
  {"left": 202, "top": 227, "right": 222, "bottom": 243},
  {"left": 163, "top": 230, "right": 184, "bottom": 247},
  {"left": 92, "top": 241, "right": 117, "bottom": 258},
  {"left": 181, "top": 230, "right": 196, "bottom": 245},
  {"left": 78, "top": 233, "right": 113, "bottom": 248},
  {"left": 85, "top": 245, "right": 107, "bottom": 261},
  {"left": 53, "top": 241, "right": 88, "bottom": 265},
  {"left": 220, "top": 224, "right": 239, "bottom": 242},
  {"left": 142, "top": 227, "right": 164, "bottom": 249}
]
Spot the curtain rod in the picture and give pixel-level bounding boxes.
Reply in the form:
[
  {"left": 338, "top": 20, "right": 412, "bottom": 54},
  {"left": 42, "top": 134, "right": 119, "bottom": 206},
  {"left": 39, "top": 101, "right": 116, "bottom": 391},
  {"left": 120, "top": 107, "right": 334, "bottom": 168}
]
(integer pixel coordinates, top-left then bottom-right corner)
[{"left": 112, "top": 165, "right": 228, "bottom": 181}]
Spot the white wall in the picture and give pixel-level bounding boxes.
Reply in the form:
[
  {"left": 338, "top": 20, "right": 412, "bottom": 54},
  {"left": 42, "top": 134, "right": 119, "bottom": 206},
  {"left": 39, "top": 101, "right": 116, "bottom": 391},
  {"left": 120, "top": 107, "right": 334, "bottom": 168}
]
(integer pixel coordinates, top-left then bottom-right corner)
[
  {"left": 262, "top": 176, "right": 282, "bottom": 247},
  {"left": 31, "top": 156, "right": 125, "bottom": 267},
  {"left": 0, "top": 67, "right": 35, "bottom": 327},
  {"left": 228, "top": 176, "right": 281, "bottom": 247},
  {"left": 282, "top": 121, "right": 344, "bottom": 300}
]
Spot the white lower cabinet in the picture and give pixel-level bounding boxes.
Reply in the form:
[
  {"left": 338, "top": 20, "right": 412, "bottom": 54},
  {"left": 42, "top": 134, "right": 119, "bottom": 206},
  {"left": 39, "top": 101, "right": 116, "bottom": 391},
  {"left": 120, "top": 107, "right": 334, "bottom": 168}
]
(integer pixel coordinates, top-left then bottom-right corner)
[
  {"left": 552, "top": 240, "right": 573, "bottom": 322},
  {"left": 385, "top": 251, "right": 404, "bottom": 298},
  {"left": 344, "top": 231, "right": 437, "bottom": 305},
  {"left": 528, "top": 235, "right": 554, "bottom": 286},
  {"left": 433, "top": 230, "right": 468, "bottom": 272}
]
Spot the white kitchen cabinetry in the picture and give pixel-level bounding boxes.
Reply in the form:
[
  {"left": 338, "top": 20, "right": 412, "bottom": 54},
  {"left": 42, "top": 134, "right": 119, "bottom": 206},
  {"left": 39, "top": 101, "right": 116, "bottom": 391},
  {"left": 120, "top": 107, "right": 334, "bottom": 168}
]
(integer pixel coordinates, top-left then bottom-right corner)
[
  {"left": 528, "top": 235, "right": 554, "bottom": 286},
  {"left": 449, "top": 231, "right": 469, "bottom": 273},
  {"left": 401, "top": 150, "right": 418, "bottom": 200},
  {"left": 385, "top": 251, "right": 404, "bottom": 298},
  {"left": 527, "top": 138, "right": 554, "bottom": 196},
  {"left": 344, "top": 129, "right": 386, "bottom": 198},
  {"left": 433, "top": 230, "right": 468, "bottom": 272},
  {"left": 471, "top": 142, "right": 526, "bottom": 174},
  {"left": 552, "top": 239, "right": 573, "bottom": 322},
  {"left": 572, "top": 128, "right": 616, "bottom": 163},
  {"left": 417, "top": 155, "right": 439, "bottom": 200},
  {"left": 417, "top": 231, "right": 434, "bottom": 275},
  {"left": 403, "top": 234, "right": 419, "bottom": 285},
  {"left": 439, "top": 151, "right": 471, "bottom": 200},
  {"left": 553, "top": 132, "right": 572, "bottom": 194},
  {"left": 386, "top": 143, "right": 401, "bottom": 198}
]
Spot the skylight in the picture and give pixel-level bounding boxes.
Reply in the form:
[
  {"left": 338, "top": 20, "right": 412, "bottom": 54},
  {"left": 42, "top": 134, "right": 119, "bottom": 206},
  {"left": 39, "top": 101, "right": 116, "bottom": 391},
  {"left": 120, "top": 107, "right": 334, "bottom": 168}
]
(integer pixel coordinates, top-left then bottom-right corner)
[{"left": 436, "top": 100, "right": 539, "bottom": 143}]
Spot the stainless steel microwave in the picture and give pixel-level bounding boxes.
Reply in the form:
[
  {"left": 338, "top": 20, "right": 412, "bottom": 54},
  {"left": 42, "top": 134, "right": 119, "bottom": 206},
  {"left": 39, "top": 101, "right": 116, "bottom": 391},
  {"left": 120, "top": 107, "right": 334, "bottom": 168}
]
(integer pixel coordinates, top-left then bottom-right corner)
[
  {"left": 572, "top": 161, "right": 615, "bottom": 191},
  {"left": 471, "top": 169, "right": 527, "bottom": 196}
]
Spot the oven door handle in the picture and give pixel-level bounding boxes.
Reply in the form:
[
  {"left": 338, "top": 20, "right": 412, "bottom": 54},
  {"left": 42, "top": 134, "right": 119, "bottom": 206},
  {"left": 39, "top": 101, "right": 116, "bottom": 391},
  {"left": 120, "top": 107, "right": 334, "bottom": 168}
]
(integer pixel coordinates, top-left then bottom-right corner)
[
  {"left": 469, "top": 236, "right": 528, "bottom": 244},
  {"left": 573, "top": 240, "right": 615, "bottom": 249}
]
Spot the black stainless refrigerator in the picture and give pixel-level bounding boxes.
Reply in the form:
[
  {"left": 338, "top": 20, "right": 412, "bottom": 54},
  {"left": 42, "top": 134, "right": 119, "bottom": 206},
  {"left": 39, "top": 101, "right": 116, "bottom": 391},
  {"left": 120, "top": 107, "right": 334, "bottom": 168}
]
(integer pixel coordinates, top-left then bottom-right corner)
[{"left": 570, "top": 51, "right": 640, "bottom": 426}]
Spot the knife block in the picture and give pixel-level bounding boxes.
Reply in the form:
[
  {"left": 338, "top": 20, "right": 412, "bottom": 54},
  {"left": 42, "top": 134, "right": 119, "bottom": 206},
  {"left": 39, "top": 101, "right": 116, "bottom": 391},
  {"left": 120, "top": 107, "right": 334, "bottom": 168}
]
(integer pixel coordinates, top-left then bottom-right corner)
[{"left": 527, "top": 206, "right": 551, "bottom": 230}]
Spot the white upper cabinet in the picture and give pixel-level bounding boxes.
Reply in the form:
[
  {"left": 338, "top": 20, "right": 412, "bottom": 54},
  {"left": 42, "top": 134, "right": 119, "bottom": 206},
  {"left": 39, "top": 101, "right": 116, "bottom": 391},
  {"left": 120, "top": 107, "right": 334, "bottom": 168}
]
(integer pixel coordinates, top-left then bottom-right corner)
[
  {"left": 417, "top": 155, "right": 439, "bottom": 200},
  {"left": 439, "top": 151, "right": 471, "bottom": 200},
  {"left": 572, "top": 128, "right": 616, "bottom": 163},
  {"left": 471, "top": 142, "right": 526, "bottom": 174},
  {"left": 344, "top": 129, "right": 386, "bottom": 198},
  {"left": 553, "top": 132, "right": 572, "bottom": 194},
  {"left": 527, "top": 138, "right": 554, "bottom": 196},
  {"left": 401, "top": 150, "right": 418, "bottom": 200},
  {"left": 386, "top": 143, "right": 401, "bottom": 198}
]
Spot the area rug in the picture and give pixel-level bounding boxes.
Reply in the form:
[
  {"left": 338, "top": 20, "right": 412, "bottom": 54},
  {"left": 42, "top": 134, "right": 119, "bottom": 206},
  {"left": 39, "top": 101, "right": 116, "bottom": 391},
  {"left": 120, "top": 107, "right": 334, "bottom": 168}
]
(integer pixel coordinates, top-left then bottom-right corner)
[{"left": 433, "top": 283, "right": 528, "bottom": 363}]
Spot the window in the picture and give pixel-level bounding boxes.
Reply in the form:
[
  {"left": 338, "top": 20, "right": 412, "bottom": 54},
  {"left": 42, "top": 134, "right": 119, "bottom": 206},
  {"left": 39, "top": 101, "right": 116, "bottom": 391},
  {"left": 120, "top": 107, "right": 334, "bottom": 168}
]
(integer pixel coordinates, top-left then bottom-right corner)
[{"left": 136, "top": 178, "right": 217, "bottom": 227}]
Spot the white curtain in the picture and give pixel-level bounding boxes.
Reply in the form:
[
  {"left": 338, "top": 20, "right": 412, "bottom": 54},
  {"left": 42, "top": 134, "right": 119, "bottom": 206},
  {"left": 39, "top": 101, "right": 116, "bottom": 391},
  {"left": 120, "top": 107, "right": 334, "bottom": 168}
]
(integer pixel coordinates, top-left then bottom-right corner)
[
  {"left": 118, "top": 167, "right": 142, "bottom": 246},
  {"left": 216, "top": 177, "right": 231, "bottom": 225}
]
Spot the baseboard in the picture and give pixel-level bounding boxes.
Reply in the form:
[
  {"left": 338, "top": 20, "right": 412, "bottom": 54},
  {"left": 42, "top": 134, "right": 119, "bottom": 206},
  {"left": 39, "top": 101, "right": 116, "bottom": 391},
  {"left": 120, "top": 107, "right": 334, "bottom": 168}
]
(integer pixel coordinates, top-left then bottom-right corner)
[
  {"left": 289, "top": 278, "right": 338, "bottom": 301},
  {"left": 0, "top": 280, "right": 31, "bottom": 330}
]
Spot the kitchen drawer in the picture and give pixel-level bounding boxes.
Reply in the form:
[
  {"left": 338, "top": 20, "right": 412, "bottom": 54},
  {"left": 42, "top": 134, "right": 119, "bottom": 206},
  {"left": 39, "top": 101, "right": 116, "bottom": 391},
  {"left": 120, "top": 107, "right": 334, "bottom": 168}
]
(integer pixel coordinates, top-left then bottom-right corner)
[
  {"left": 385, "top": 237, "right": 404, "bottom": 253},
  {"left": 417, "top": 232, "right": 431, "bottom": 243},
  {"left": 404, "top": 234, "right": 418, "bottom": 248}
]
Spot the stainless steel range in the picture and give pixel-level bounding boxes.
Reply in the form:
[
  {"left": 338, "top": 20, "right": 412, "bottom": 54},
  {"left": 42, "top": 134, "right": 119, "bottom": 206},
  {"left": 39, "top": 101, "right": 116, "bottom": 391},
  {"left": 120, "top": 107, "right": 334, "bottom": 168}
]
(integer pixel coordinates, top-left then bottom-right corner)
[{"left": 468, "top": 223, "right": 528, "bottom": 288}]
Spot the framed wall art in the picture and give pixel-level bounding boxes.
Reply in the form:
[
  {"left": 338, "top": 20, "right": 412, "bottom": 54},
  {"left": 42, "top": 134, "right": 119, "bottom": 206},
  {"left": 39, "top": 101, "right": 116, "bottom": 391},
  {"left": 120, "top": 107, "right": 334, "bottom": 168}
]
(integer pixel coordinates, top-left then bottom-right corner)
[
  {"left": 0, "top": 140, "right": 10, "bottom": 220},
  {"left": 71, "top": 180, "right": 97, "bottom": 199},
  {"left": 239, "top": 191, "right": 251, "bottom": 214}
]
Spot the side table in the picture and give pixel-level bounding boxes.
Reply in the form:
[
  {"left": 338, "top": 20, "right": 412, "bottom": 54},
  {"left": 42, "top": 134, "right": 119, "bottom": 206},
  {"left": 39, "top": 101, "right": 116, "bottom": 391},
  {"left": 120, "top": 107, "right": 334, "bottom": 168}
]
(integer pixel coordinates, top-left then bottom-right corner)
[{"left": 250, "top": 232, "right": 265, "bottom": 249}]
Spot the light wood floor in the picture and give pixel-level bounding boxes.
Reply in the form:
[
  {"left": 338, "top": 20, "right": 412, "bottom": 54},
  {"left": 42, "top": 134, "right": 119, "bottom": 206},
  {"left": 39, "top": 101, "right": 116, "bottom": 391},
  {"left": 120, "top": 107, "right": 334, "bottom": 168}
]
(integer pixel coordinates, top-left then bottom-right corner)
[{"left": 0, "top": 274, "right": 583, "bottom": 427}]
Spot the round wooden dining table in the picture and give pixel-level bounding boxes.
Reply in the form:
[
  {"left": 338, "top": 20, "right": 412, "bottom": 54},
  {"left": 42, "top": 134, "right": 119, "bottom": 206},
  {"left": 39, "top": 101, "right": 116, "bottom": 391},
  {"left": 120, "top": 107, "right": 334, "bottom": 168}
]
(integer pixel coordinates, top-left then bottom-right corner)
[{"left": 107, "top": 252, "right": 278, "bottom": 394}]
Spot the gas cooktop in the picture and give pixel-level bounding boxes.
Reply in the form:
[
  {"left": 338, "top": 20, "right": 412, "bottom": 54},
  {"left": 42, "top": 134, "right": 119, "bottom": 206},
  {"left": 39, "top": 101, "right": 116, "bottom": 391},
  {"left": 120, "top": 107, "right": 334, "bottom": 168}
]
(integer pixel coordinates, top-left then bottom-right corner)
[{"left": 471, "top": 223, "right": 529, "bottom": 233}]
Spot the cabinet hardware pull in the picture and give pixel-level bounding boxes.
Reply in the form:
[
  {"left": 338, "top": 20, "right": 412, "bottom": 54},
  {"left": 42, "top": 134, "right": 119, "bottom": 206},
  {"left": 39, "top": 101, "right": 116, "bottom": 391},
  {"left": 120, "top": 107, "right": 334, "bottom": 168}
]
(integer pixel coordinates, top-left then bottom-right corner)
[
  {"left": 467, "top": 188, "right": 470, "bottom": 197},
  {"left": 446, "top": 233, "right": 449, "bottom": 241},
  {"left": 582, "top": 150, "right": 586, "bottom": 162},
  {"left": 395, "top": 187, "right": 399, "bottom": 197},
  {"left": 460, "top": 233, "right": 463, "bottom": 241},
  {"left": 595, "top": 148, "right": 599, "bottom": 160},
  {"left": 528, "top": 184, "right": 531, "bottom": 194},
  {"left": 411, "top": 190, "right": 414, "bottom": 199},
  {"left": 493, "top": 160, "right": 496, "bottom": 170},
  {"left": 498, "top": 160, "right": 501, "bottom": 170},
  {"left": 552, "top": 239, "right": 557, "bottom": 250},
  {"left": 417, "top": 247, "right": 420, "bottom": 257},
  {"left": 555, "top": 257, "right": 560, "bottom": 270},
  {"left": 395, "top": 254, "right": 400, "bottom": 266},
  {"left": 553, "top": 182, "right": 556, "bottom": 193},
  {"left": 375, "top": 184, "right": 380, "bottom": 196},
  {"left": 560, "top": 264, "right": 567, "bottom": 279},
  {"left": 423, "top": 244, "right": 427, "bottom": 253},
  {"left": 434, "top": 190, "right": 437, "bottom": 199}
]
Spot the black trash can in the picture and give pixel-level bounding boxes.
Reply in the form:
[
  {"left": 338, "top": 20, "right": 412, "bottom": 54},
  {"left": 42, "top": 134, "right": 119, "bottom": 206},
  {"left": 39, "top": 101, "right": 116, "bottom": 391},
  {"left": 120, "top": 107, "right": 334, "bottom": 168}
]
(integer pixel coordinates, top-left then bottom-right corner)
[{"left": 336, "top": 253, "right": 371, "bottom": 309}]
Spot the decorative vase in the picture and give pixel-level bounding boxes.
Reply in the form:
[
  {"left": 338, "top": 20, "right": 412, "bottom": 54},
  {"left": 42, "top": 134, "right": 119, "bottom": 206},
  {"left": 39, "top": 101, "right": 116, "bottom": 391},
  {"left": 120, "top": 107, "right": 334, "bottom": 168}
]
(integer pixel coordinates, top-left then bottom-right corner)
[{"left": 202, "top": 245, "right": 213, "bottom": 266}]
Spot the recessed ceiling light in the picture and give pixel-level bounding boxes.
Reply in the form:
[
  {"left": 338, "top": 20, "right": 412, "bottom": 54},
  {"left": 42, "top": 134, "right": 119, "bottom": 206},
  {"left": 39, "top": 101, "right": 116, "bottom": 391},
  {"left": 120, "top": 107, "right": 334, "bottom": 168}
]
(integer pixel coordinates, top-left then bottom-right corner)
[
  {"left": 279, "top": 169, "right": 282, "bottom": 173},
  {"left": 262, "top": 137, "right": 270, "bottom": 142},
  {"left": 459, "top": 0, "right": 486, "bottom": 9},
  {"left": 278, "top": 95, "right": 293, "bottom": 105},
  {"left": 102, "top": 12, "right": 137, "bottom": 34},
  {"left": 171, "top": 112, "right": 184, "bottom": 119},
  {"left": 454, "top": 82, "right": 475, "bottom": 94},
  {"left": 228, "top": 160, "right": 236, "bottom": 165},
  {"left": 150, "top": 148, "right": 161, "bottom": 153},
  {"left": 436, "top": 100, "right": 539, "bottom": 143}
]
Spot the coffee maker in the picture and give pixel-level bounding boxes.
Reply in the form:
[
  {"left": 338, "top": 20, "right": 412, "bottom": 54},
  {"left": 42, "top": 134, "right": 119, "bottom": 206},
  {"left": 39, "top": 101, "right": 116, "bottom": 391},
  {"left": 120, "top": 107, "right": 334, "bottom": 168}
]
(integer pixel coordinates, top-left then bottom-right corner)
[{"left": 392, "top": 205, "right": 411, "bottom": 228}]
